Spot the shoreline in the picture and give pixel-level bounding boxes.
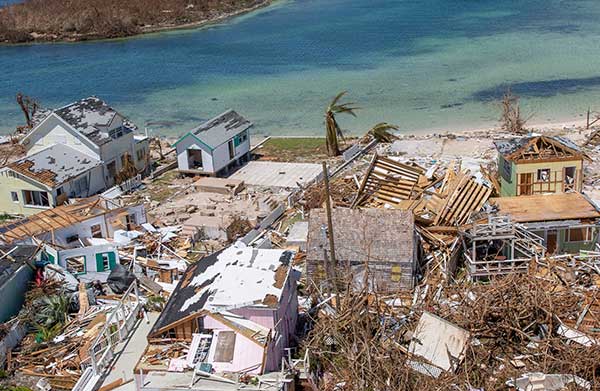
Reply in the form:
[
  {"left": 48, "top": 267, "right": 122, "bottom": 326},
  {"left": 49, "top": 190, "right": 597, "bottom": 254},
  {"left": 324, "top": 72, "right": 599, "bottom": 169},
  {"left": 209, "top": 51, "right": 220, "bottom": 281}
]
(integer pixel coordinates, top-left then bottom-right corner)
[{"left": 0, "top": 0, "right": 275, "bottom": 45}]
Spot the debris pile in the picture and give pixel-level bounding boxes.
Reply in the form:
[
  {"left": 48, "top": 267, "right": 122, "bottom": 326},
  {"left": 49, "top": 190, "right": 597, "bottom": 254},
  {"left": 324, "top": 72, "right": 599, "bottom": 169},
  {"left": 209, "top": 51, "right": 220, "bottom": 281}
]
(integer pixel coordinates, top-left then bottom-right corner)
[{"left": 304, "top": 264, "right": 600, "bottom": 390}]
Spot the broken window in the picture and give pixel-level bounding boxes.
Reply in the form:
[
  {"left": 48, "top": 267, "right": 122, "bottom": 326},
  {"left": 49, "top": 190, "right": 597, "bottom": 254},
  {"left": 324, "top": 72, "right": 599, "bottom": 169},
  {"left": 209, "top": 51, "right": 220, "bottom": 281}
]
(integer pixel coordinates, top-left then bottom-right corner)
[
  {"left": 501, "top": 157, "right": 512, "bottom": 182},
  {"left": 66, "top": 256, "right": 85, "bottom": 274},
  {"left": 537, "top": 168, "right": 550, "bottom": 182},
  {"left": 23, "top": 190, "right": 50, "bottom": 207},
  {"left": 10, "top": 191, "right": 18, "bottom": 202},
  {"left": 567, "top": 227, "right": 592, "bottom": 242},
  {"left": 66, "top": 234, "right": 79, "bottom": 244},
  {"left": 91, "top": 224, "right": 103, "bottom": 238},
  {"left": 136, "top": 148, "right": 146, "bottom": 161},
  {"left": 107, "top": 161, "right": 117, "bottom": 178},
  {"left": 126, "top": 214, "right": 137, "bottom": 230},
  {"left": 101, "top": 253, "right": 110, "bottom": 271},
  {"left": 213, "top": 331, "right": 236, "bottom": 362},
  {"left": 72, "top": 176, "right": 89, "bottom": 196}
]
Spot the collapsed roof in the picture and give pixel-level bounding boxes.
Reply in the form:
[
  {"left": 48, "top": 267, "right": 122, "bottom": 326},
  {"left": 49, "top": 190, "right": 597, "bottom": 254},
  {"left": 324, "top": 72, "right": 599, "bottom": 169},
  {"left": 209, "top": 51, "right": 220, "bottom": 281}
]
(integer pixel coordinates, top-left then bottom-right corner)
[
  {"left": 6, "top": 144, "right": 101, "bottom": 188},
  {"left": 494, "top": 135, "right": 589, "bottom": 162},
  {"left": 307, "top": 208, "right": 415, "bottom": 263},
  {"left": 489, "top": 193, "right": 600, "bottom": 223},
  {"left": 0, "top": 196, "right": 125, "bottom": 244},
  {"left": 149, "top": 246, "right": 294, "bottom": 337}
]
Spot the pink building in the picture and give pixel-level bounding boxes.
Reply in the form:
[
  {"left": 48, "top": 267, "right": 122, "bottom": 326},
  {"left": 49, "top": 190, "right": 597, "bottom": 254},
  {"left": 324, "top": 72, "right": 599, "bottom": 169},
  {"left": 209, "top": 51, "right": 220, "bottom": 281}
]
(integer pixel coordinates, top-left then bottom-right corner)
[{"left": 135, "top": 246, "right": 299, "bottom": 390}]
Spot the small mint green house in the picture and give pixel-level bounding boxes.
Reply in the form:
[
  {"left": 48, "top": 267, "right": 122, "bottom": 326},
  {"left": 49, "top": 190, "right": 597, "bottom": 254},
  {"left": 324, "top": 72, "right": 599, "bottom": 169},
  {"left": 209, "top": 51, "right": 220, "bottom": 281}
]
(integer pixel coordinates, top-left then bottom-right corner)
[{"left": 494, "top": 135, "right": 589, "bottom": 198}]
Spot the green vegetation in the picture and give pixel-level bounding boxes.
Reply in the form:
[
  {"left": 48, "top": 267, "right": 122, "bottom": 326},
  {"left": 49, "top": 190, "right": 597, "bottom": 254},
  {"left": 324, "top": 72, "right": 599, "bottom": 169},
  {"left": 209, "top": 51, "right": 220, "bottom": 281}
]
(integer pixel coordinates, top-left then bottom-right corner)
[
  {"left": 256, "top": 137, "right": 329, "bottom": 162},
  {"left": 0, "top": 386, "right": 34, "bottom": 391}
]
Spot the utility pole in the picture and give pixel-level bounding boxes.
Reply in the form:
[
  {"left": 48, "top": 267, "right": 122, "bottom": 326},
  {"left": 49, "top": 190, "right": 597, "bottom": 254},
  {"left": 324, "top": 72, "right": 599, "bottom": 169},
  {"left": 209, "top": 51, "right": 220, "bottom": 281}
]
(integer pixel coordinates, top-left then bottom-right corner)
[{"left": 322, "top": 162, "right": 339, "bottom": 308}]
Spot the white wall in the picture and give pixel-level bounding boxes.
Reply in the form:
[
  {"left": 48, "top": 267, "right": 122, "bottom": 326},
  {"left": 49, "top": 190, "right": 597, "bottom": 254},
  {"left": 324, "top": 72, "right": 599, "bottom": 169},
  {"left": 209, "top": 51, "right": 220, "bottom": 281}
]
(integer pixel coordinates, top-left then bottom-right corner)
[
  {"left": 23, "top": 115, "right": 100, "bottom": 159},
  {"left": 51, "top": 243, "right": 120, "bottom": 273},
  {"left": 52, "top": 165, "right": 106, "bottom": 200},
  {"left": 211, "top": 132, "right": 250, "bottom": 173},
  {"left": 176, "top": 136, "right": 214, "bottom": 173}
]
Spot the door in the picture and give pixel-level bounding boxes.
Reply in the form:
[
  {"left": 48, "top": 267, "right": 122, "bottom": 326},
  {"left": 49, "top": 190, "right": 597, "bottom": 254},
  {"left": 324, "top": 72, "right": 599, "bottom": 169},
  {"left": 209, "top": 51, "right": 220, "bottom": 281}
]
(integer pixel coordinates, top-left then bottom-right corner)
[
  {"left": 564, "top": 166, "right": 576, "bottom": 191},
  {"left": 519, "top": 173, "right": 533, "bottom": 195},
  {"left": 546, "top": 230, "right": 558, "bottom": 254}
]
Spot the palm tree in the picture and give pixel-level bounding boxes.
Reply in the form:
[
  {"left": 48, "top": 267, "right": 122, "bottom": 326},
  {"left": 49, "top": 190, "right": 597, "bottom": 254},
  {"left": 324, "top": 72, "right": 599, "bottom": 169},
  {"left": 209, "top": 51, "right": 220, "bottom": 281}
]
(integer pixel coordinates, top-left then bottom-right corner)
[
  {"left": 325, "top": 91, "right": 358, "bottom": 156},
  {"left": 367, "top": 122, "right": 399, "bottom": 143}
]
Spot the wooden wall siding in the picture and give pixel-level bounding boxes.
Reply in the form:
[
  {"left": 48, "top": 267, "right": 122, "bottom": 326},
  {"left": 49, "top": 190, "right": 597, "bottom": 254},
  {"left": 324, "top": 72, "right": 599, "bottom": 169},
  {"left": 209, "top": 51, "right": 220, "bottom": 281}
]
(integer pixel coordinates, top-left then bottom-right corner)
[
  {"left": 169, "top": 320, "right": 197, "bottom": 341},
  {"left": 306, "top": 258, "right": 416, "bottom": 291},
  {"left": 515, "top": 161, "right": 583, "bottom": 196}
]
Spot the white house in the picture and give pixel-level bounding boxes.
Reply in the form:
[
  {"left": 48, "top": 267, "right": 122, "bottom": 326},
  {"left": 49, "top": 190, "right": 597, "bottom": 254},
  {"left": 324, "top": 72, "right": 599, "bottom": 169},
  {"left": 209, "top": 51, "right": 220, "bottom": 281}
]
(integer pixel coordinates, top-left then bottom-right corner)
[
  {"left": 174, "top": 110, "right": 251, "bottom": 176},
  {"left": 0, "top": 97, "right": 150, "bottom": 216},
  {"left": 0, "top": 197, "right": 146, "bottom": 279},
  {"left": 0, "top": 143, "right": 106, "bottom": 215},
  {"left": 21, "top": 96, "right": 150, "bottom": 184}
]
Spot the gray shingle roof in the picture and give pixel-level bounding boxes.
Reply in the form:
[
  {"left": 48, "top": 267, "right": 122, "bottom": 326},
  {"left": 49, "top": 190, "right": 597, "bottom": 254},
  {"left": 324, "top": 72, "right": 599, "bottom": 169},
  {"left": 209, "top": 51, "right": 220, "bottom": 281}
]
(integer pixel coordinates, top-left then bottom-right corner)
[
  {"left": 307, "top": 208, "right": 415, "bottom": 263},
  {"left": 53, "top": 97, "right": 135, "bottom": 146},
  {"left": 8, "top": 144, "right": 101, "bottom": 188},
  {"left": 188, "top": 109, "right": 252, "bottom": 149},
  {"left": 494, "top": 135, "right": 583, "bottom": 158}
]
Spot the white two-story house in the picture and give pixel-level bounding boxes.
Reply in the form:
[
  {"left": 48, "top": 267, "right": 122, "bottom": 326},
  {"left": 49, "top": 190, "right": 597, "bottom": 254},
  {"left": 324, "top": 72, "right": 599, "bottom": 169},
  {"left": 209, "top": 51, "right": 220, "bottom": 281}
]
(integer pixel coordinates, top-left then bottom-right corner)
[
  {"left": 0, "top": 97, "right": 150, "bottom": 216},
  {"left": 174, "top": 109, "right": 252, "bottom": 176}
]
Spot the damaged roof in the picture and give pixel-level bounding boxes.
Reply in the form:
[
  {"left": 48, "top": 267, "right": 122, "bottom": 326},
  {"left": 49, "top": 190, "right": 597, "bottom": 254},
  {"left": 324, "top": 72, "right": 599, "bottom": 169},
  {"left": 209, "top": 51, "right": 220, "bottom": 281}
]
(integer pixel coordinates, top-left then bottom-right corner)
[
  {"left": 7, "top": 144, "right": 101, "bottom": 188},
  {"left": 150, "top": 246, "right": 294, "bottom": 337},
  {"left": 307, "top": 208, "right": 415, "bottom": 263},
  {"left": 0, "top": 245, "right": 38, "bottom": 287},
  {"left": 53, "top": 97, "right": 135, "bottom": 146},
  {"left": 490, "top": 193, "right": 600, "bottom": 223},
  {"left": 494, "top": 135, "right": 586, "bottom": 161},
  {"left": 180, "top": 109, "right": 252, "bottom": 149},
  {"left": 0, "top": 197, "right": 124, "bottom": 244}
]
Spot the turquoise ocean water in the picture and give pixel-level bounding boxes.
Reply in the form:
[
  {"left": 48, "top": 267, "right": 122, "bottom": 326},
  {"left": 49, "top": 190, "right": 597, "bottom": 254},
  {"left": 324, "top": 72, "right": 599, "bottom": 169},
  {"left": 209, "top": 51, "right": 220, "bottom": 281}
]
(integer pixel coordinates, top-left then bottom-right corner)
[{"left": 1, "top": 0, "right": 600, "bottom": 137}]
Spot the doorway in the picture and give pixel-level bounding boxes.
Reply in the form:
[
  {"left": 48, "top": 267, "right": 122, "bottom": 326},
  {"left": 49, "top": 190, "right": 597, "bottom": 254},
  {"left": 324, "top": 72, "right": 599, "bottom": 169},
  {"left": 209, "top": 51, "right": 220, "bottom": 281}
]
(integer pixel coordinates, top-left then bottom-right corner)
[
  {"left": 546, "top": 230, "right": 558, "bottom": 254},
  {"left": 519, "top": 173, "right": 533, "bottom": 195}
]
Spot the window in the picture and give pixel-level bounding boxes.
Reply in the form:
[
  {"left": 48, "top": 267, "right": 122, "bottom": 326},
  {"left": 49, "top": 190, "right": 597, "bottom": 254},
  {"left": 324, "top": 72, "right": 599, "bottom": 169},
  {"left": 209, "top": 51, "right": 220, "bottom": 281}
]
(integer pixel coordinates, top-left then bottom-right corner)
[
  {"left": 66, "top": 256, "right": 85, "bottom": 274},
  {"left": 240, "top": 132, "right": 248, "bottom": 143},
  {"left": 66, "top": 234, "right": 79, "bottom": 244},
  {"left": 501, "top": 157, "right": 512, "bottom": 182},
  {"left": 72, "top": 177, "right": 89, "bottom": 196},
  {"left": 56, "top": 187, "right": 64, "bottom": 196},
  {"left": 537, "top": 168, "right": 550, "bottom": 182},
  {"left": 91, "top": 224, "right": 102, "bottom": 238},
  {"left": 107, "top": 161, "right": 117, "bottom": 178},
  {"left": 10, "top": 191, "right": 18, "bottom": 203},
  {"left": 23, "top": 190, "right": 50, "bottom": 207},
  {"left": 567, "top": 227, "right": 595, "bottom": 242},
  {"left": 126, "top": 214, "right": 137, "bottom": 230},
  {"left": 101, "top": 253, "right": 110, "bottom": 271},
  {"left": 109, "top": 127, "right": 124, "bottom": 139},
  {"left": 136, "top": 148, "right": 146, "bottom": 161}
]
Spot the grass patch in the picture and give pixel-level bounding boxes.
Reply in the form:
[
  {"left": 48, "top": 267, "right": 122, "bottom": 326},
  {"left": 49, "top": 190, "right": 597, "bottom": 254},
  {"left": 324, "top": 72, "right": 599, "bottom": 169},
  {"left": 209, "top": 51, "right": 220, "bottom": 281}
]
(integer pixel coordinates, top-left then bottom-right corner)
[{"left": 255, "top": 137, "right": 329, "bottom": 162}]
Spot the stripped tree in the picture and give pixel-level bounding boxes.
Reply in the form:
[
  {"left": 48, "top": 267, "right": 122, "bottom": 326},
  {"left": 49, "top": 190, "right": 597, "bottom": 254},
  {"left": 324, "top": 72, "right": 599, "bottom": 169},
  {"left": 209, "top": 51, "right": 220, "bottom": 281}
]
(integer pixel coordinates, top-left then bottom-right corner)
[
  {"left": 500, "top": 88, "right": 527, "bottom": 134},
  {"left": 16, "top": 92, "right": 39, "bottom": 129},
  {"left": 325, "top": 91, "right": 358, "bottom": 156}
]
